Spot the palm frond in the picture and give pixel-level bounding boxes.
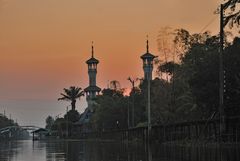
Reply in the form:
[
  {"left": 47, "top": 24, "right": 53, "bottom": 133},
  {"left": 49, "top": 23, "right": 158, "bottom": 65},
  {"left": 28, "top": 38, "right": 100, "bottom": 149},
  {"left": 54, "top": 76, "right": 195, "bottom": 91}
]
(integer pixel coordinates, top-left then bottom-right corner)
[
  {"left": 58, "top": 86, "right": 85, "bottom": 101},
  {"left": 77, "top": 91, "right": 85, "bottom": 98},
  {"left": 58, "top": 93, "right": 71, "bottom": 101}
]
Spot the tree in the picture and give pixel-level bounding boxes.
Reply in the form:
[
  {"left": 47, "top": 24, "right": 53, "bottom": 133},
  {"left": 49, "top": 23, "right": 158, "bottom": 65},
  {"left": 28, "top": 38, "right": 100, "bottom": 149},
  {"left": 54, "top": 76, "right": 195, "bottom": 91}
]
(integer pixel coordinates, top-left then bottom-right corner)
[
  {"left": 91, "top": 88, "right": 128, "bottom": 131},
  {"left": 169, "top": 29, "right": 240, "bottom": 119},
  {"left": 51, "top": 117, "right": 66, "bottom": 137},
  {"left": 155, "top": 29, "right": 240, "bottom": 121},
  {"left": 158, "top": 61, "right": 180, "bottom": 76},
  {"left": 64, "top": 110, "right": 80, "bottom": 123},
  {"left": 154, "top": 29, "right": 205, "bottom": 122},
  {"left": 0, "top": 114, "right": 17, "bottom": 129},
  {"left": 224, "top": 37, "right": 240, "bottom": 117},
  {"left": 181, "top": 36, "right": 220, "bottom": 118},
  {"left": 129, "top": 87, "right": 146, "bottom": 126},
  {"left": 45, "top": 116, "right": 54, "bottom": 130},
  {"left": 221, "top": 0, "right": 240, "bottom": 30},
  {"left": 58, "top": 86, "right": 84, "bottom": 111}
]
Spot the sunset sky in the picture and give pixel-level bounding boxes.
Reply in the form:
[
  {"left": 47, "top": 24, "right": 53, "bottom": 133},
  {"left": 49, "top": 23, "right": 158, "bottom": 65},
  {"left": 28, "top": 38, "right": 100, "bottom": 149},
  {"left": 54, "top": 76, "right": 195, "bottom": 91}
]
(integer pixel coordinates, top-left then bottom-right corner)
[{"left": 0, "top": 0, "right": 227, "bottom": 127}]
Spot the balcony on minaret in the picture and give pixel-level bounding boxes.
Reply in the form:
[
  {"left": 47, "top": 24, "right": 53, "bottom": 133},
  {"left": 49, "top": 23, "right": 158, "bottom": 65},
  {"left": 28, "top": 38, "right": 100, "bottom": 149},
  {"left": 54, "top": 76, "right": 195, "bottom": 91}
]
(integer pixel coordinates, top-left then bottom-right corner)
[
  {"left": 88, "top": 63, "right": 97, "bottom": 71},
  {"left": 85, "top": 86, "right": 101, "bottom": 95},
  {"left": 84, "top": 43, "right": 101, "bottom": 101},
  {"left": 87, "top": 58, "right": 99, "bottom": 71},
  {"left": 86, "top": 42, "right": 99, "bottom": 68},
  {"left": 141, "top": 54, "right": 154, "bottom": 68},
  {"left": 140, "top": 38, "right": 157, "bottom": 80}
]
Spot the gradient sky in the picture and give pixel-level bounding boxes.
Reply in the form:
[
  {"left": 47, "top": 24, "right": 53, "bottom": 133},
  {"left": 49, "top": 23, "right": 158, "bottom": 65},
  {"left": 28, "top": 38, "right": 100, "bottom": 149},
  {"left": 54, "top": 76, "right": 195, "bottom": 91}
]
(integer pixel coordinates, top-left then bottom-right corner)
[{"left": 0, "top": 0, "right": 226, "bottom": 127}]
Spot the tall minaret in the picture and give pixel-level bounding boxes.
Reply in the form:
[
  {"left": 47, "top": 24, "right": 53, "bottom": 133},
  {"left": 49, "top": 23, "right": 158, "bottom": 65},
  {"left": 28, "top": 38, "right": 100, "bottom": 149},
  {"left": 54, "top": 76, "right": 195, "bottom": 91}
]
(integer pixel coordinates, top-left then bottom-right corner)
[
  {"left": 140, "top": 37, "right": 157, "bottom": 80},
  {"left": 84, "top": 42, "right": 101, "bottom": 105}
]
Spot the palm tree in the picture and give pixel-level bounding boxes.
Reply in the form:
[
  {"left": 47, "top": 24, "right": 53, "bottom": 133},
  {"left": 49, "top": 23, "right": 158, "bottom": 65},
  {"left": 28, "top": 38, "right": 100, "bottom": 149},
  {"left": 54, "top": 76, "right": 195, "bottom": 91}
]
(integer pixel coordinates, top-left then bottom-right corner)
[{"left": 58, "top": 86, "right": 84, "bottom": 111}]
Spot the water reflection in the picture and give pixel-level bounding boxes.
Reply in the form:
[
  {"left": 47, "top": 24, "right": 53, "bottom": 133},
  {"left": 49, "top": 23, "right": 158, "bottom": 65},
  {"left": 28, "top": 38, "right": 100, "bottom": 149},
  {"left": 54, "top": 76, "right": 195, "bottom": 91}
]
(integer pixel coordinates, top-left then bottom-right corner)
[{"left": 0, "top": 140, "right": 239, "bottom": 161}]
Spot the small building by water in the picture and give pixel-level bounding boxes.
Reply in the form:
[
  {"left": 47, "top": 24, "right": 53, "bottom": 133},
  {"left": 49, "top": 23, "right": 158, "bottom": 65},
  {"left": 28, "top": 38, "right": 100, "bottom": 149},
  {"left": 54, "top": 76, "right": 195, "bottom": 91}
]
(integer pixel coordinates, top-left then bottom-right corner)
[{"left": 32, "top": 128, "right": 49, "bottom": 140}]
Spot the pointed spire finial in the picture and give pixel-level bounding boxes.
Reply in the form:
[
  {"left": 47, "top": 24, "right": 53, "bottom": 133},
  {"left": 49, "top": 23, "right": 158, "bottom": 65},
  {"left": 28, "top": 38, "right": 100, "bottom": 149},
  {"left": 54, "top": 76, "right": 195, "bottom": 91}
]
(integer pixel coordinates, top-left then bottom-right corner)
[
  {"left": 91, "top": 41, "right": 94, "bottom": 58},
  {"left": 146, "top": 35, "right": 149, "bottom": 53}
]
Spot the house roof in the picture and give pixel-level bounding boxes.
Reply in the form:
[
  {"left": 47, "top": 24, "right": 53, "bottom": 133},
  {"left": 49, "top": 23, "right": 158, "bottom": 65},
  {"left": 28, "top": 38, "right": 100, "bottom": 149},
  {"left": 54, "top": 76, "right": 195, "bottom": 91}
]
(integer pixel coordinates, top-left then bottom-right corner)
[{"left": 31, "top": 128, "right": 49, "bottom": 134}]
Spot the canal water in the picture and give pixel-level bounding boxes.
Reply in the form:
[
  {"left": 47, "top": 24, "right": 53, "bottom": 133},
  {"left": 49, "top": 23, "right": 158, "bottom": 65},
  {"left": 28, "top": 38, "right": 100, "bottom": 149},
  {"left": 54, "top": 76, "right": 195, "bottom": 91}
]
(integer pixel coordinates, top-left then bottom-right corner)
[{"left": 0, "top": 140, "right": 239, "bottom": 161}]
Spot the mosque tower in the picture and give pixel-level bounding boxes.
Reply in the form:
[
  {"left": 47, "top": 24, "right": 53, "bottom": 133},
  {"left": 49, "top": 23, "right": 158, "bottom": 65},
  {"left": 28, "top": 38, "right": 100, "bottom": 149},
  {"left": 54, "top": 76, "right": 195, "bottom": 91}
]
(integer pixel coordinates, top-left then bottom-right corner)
[
  {"left": 140, "top": 37, "right": 157, "bottom": 80},
  {"left": 84, "top": 42, "right": 101, "bottom": 105}
]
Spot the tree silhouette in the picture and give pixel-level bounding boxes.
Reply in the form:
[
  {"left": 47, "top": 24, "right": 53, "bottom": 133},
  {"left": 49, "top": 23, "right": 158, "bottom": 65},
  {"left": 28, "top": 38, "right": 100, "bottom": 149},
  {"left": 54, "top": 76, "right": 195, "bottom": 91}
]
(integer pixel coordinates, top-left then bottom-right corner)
[
  {"left": 220, "top": 0, "right": 240, "bottom": 30},
  {"left": 58, "top": 86, "right": 84, "bottom": 111},
  {"left": 45, "top": 115, "right": 54, "bottom": 130}
]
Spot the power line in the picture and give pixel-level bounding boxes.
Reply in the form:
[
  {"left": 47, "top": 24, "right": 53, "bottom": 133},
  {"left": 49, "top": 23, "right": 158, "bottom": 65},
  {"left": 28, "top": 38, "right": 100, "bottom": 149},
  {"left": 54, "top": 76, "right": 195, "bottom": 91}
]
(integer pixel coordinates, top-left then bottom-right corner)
[{"left": 199, "top": 15, "right": 218, "bottom": 33}]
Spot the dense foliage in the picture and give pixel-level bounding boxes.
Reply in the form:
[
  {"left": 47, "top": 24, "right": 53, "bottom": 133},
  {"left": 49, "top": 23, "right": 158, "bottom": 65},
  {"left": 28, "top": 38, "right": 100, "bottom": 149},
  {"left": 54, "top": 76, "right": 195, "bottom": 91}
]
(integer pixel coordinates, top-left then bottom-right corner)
[
  {"left": 87, "top": 29, "right": 240, "bottom": 131},
  {"left": 0, "top": 114, "right": 17, "bottom": 129},
  {"left": 90, "top": 88, "right": 128, "bottom": 131},
  {"left": 46, "top": 86, "right": 83, "bottom": 137}
]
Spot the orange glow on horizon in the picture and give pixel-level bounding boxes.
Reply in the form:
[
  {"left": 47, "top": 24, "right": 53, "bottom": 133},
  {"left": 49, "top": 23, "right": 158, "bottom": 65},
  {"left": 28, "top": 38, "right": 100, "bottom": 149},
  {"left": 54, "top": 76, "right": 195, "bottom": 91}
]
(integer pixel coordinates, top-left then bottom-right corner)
[
  {"left": 1, "top": 0, "right": 232, "bottom": 126},
  {"left": 0, "top": 0, "right": 223, "bottom": 102}
]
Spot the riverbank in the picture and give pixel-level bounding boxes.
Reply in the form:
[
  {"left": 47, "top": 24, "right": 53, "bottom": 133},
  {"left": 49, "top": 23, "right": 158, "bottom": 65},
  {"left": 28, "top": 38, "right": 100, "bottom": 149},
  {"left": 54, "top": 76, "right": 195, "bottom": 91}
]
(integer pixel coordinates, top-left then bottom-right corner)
[{"left": 67, "top": 116, "right": 240, "bottom": 145}]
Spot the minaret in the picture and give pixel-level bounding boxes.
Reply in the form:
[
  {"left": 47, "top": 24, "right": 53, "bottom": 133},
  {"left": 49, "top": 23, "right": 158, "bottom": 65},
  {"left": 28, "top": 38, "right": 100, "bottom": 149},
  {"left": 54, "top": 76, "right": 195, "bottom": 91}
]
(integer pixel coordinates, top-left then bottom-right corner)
[
  {"left": 140, "top": 37, "right": 157, "bottom": 80},
  {"left": 84, "top": 42, "right": 101, "bottom": 105}
]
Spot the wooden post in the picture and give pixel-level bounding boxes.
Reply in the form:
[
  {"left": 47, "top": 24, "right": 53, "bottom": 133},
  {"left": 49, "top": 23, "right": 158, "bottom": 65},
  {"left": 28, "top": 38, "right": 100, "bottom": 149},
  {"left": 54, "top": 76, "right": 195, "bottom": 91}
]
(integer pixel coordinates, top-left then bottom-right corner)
[
  {"left": 32, "top": 132, "right": 35, "bottom": 141},
  {"left": 188, "top": 125, "right": 191, "bottom": 140}
]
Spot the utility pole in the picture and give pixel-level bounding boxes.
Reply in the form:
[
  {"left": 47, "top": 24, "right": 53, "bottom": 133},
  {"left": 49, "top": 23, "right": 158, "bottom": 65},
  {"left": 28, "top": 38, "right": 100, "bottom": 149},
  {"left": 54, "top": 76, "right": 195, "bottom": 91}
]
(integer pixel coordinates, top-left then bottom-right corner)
[
  {"left": 127, "top": 97, "right": 130, "bottom": 129},
  {"left": 219, "top": 4, "right": 225, "bottom": 141}
]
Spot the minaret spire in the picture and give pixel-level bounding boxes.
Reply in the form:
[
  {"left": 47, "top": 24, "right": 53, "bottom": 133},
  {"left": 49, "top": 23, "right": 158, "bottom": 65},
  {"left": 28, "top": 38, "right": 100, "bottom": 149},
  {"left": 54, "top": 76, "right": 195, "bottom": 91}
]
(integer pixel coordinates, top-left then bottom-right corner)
[
  {"left": 141, "top": 34, "right": 156, "bottom": 81},
  {"left": 85, "top": 41, "right": 101, "bottom": 101},
  {"left": 91, "top": 41, "right": 94, "bottom": 58},
  {"left": 146, "top": 35, "right": 149, "bottom": 53}
]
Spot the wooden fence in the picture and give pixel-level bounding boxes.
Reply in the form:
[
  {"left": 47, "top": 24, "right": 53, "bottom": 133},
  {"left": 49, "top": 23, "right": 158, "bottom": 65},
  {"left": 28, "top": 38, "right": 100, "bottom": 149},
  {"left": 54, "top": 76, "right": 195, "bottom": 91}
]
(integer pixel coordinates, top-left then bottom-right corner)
[{"left": 73, "top": 117, "right": 240, "bottom": 143}]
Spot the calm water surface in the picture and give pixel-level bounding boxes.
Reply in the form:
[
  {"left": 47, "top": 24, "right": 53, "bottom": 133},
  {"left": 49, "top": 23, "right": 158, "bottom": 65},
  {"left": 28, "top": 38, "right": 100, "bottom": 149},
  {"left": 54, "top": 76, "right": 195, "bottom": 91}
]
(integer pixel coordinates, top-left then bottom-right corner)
[{"left": 0, "top": 140, "right": 239, "bottom": 161}]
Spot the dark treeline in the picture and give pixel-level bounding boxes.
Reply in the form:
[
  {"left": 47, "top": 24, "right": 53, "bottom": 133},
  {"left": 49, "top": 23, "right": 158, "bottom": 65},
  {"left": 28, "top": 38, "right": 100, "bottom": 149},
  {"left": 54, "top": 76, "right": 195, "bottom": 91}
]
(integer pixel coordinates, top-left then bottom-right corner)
[
  {"left": 46, "top": 29, "right": 240, "bottom": 137},
  {"left": 89, "top": 29, "right": 240, "bottom": 131},
  {"left": 45, "top": 1, "right": 240, "bottom": 137},
  {"left": 0, "top": 113, "right": 17, "bottom": 129}
]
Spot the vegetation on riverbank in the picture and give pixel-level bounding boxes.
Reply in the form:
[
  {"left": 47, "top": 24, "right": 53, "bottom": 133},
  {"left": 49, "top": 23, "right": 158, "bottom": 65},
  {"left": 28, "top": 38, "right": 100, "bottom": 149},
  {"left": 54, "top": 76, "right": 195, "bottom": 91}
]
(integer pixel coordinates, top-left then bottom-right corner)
[
  {"left": 46, "top": 0, "right": 240, "bottom": 140},
  {"left": 0, "top": 113, "right": 17, "bottom": 129},
  {"left": 48, "top": 31, "right": 240, "bottom": 141},
  {"left": 89, "top": 31, "right": 240, "bottom": 131}
]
